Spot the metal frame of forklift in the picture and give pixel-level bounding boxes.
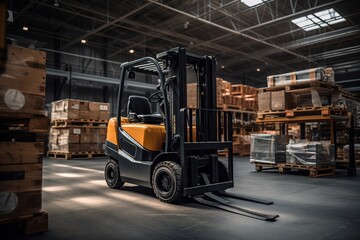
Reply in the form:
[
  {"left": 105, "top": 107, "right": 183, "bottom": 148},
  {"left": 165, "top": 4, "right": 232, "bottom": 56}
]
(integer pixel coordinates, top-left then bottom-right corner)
[
  {"left": 105, "top": 47, "right": 279, "bottom": 221},
  {"left": 106, "top": 47, "right": 233, "bottom": 195}
]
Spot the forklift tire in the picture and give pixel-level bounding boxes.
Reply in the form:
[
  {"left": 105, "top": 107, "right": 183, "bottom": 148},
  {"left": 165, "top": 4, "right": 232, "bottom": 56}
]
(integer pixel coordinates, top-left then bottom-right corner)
[
  {"left": 105, "top": 159, "right": 124, "bottom": 189},
  {"left": 218, "top": 161, "right": 229, "bottom": 182},
  {"left": 152, "top": 161, "right": 182, "bottom": 203}
]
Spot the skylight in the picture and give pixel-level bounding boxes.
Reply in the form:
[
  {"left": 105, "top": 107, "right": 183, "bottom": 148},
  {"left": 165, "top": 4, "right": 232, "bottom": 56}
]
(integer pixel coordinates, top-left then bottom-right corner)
[
  {"left": 291, "top": 8, "right": 346, "bottom": 31},
  {"left": 242, "top": 0, "right": 267, "bottom": 7}
]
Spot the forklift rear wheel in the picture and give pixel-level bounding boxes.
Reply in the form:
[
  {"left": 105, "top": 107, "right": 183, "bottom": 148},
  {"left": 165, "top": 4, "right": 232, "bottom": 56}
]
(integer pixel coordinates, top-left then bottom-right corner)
[
  {"left": 105, "top": 159, "right": 124, "bottom": 189},
  {"left": 152, "top": 161, "right": 182, "bottom": 203}
]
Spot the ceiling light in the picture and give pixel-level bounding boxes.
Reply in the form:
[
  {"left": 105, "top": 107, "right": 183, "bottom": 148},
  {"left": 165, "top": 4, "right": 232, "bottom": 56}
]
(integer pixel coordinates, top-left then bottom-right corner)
[
  {"left": 184, "top": 21, "right": 189, "bottom": 29},
  {"left": 54, "top": 0, "right": 60, "bottom": 7},
  {"left": 221, "top": 65, "right": 225, "bottom": 69},
  {"left": 291, "top": 8, "right": 345, "bottom": 31},
  {"left": 256, "top": 68, "right": 260, "bottom": 72},
  {"left": 129, "top": 49, "right": 135, "bottom": 54},
  {"left": 242, "top": 0, "right": 267, "bottom": 7},
  {"left": 22, "top": 26, "right": 28, "bottom": 31},
  {"left": 81, "top": 39, "right": 87, "bottom": 44}
]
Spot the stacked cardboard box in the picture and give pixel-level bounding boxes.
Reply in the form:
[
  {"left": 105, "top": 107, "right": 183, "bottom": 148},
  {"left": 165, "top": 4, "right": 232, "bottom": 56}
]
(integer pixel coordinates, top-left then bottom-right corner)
[
  {"left": 51, "top": 99, "right": 110, "bottom": 121},
  {"left": 0, "top": 45, "right": 48, "bottom": 233},
  {"left": 48, "top": 99, "right": 109, "bottom": 159},
  {"left": 187, "top": 79, "right": 232, "bottom": 108},
  {"left": 258, "top": 67, "right": 342, "bottom": 112},
  {"left": 49, "top": 126, "right": 106, "bottom": 153},
  {"left": 188, "top": 79, "right": 258, "bottom": 156}
]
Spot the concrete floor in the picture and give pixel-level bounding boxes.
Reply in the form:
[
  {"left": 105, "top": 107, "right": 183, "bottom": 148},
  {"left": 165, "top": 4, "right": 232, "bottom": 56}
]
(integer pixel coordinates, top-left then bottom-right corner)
[{"left": 12, "top": 157, "right": 360, "bottom": 239}]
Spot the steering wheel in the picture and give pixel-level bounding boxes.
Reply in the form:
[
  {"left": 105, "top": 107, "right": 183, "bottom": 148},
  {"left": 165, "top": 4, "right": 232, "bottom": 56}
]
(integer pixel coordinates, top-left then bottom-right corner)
[{"left": 149, "top": 91, "right": 163, "bottom": 103}]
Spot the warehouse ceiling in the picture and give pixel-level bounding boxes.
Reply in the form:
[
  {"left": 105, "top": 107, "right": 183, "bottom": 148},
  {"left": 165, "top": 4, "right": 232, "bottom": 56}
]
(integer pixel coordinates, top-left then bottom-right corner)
[{"left": 6, "top": 0, "right": 360, "bottom": 92}]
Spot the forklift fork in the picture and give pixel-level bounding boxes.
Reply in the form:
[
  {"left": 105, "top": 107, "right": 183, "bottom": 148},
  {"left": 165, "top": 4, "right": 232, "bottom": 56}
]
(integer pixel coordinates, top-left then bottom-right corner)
[{"left": 192, "top": 173, "right": 279, "bottom": 221}]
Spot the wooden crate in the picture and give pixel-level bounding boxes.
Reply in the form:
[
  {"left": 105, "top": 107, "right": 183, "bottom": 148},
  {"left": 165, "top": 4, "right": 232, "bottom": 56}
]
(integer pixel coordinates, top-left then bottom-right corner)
[
  {"left": 0, "top": 211, "right": 48, "bottom": 235},
  {"left": 0, "top": 163, "right": 43, "bottom": 192},
  {"left": 0, "top": 45, "right": 46, "bottom": 118},
  {"left": 0, "top": 142, "right": 44, "bottom": 164},
  {"left": 0, "top": 191, "right": 42, "bottom": 220},
  {"left": 7, "top": 45, "right": 46, "bottom": 68},
  {"left": 0, "top": 91, "right": 46, "bottom": 118},
  {"left": 0, "top": 64, "right": 45, "bottom": 96}
]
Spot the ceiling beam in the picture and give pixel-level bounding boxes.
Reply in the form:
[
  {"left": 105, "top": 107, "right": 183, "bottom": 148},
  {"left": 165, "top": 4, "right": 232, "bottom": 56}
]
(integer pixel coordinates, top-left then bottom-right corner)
[
  {"left": 187, "top": 0, "right": 345, "bottom": 51},
  {"left": 147, "top": 0, "right": 319, "bottom": 64},
  {"left": 61, "top": 2, "right": 152, "bottom": 50}
]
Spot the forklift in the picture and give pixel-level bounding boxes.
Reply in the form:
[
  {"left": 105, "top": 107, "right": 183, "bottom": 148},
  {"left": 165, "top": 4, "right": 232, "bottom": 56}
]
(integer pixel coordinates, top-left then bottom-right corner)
[{"left": 104, "top": 47, "right": 278, "bottom": 221}]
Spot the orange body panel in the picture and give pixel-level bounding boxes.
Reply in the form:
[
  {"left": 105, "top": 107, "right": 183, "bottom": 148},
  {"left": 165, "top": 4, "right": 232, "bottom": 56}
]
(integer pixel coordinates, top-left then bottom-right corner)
[
  {"left": 106, "top": 117, "right": 166, "bottom": 152},
  {"left": 106, "top": 117, "right": 120, "bottom": 146}
]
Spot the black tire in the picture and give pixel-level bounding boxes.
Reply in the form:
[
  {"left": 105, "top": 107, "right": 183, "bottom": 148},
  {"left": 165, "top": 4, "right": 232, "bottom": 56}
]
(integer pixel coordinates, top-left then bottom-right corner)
[
  {"left": 218, "top": 161, "right": 229, "bottom": 182},
  {"left": 200, "top": 161, "right": 229, "bottom": 183},
  {"left": 152, "top": 161, "right": 182, "bottom": 203},
  {"left": 105, "top": 158, "right": 124, "bottom": 189}
]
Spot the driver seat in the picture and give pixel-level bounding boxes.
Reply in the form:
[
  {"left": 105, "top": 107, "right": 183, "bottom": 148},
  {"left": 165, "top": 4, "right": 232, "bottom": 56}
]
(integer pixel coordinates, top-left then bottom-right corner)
[{"left": 127, "top": 95, "right": 163, "bottom": 124}]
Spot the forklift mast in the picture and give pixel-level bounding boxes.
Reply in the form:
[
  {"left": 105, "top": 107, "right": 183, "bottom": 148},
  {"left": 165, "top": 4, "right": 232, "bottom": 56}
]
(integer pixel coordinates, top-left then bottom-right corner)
[
  {"left": 157, "top": 47, "right": 219, "bottom": 149},
  {"left": 158, "top": 47, "right": 233, "bottom": 196}
]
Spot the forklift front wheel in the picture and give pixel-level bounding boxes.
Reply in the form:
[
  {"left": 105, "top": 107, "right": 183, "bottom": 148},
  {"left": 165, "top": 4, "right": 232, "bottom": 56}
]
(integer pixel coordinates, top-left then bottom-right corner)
[
  {"left": 105, "top": 159, "right": 125, "bottom": 189},
  {"left": 152, "top": 161, "right": 182, "bottom": 203}
]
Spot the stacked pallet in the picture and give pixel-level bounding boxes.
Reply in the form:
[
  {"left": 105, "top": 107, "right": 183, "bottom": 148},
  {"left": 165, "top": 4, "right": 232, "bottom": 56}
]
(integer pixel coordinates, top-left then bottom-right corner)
[
  {"left": 0, "top": 45, "right": 48, "bottom": 235},
  {"left": 257, "top": 81, "right": 346, "bottom": 120},
  {"left": 187, "top": 79, "right": 258, "bottom": 156},
  {"left": 48, "top": 99, "right": 110, "bottom": 160},
  {"left": 254, "top": 67, "right": 345, "bottom": 176}
]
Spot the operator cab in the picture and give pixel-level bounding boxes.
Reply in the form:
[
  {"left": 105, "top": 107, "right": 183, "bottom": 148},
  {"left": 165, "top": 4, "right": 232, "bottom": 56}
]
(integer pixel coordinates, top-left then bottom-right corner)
[{"left": 127, "top": 95, "right": 163, "bottom": 124}]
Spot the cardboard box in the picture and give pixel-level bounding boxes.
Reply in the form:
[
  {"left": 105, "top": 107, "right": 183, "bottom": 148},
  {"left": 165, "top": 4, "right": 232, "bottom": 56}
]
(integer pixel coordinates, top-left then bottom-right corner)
[{"left": 51, "top": 99, "right": 80, "bottom": 120}]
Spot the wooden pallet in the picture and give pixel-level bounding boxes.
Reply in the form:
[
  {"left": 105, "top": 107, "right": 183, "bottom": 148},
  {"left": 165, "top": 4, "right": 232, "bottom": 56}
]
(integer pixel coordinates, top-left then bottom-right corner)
[
  {"left": 51, "top": 119, "right": 107, "bottom": 127},
  {"left": 254, "top": 162, "right": 335, "bottom": 177},
  {"left": 217, "top": 104, "right": 242, "bottom": 111},
  {"left": 0, "top": 211, "right": 48, "bottom": 236},
  {"left": 47, "top": 151, "right": 105, "bottom": 160},
  {"left": 257, "top": 106, "right": 348, "bottom": 119},
  {"left": 259, "top": 80, "right": 340, "bottom": 93}
]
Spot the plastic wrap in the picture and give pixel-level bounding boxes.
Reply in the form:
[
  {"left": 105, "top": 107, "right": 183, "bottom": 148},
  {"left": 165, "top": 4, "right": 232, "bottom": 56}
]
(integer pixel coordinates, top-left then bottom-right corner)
[
  {"left": 286, "top": 140, "right": 335, "bottom": 167},
  {"left": 267, "top": 67, "right": 334, "bottom": 87},
  {"left": 250, "top": 134, "right": 287, "bottom": 164}
]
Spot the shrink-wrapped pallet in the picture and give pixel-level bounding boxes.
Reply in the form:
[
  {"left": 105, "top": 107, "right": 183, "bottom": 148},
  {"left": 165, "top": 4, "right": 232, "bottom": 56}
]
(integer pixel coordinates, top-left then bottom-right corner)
[
  {"left": 286, "top": 140, "right": 335, "bottom": 167},
  {"left": 267, "top": 67, "right": 334, "bottom": 87},
  {"left": 250, "top": 134, "right": 287, "bottom": 163}
]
